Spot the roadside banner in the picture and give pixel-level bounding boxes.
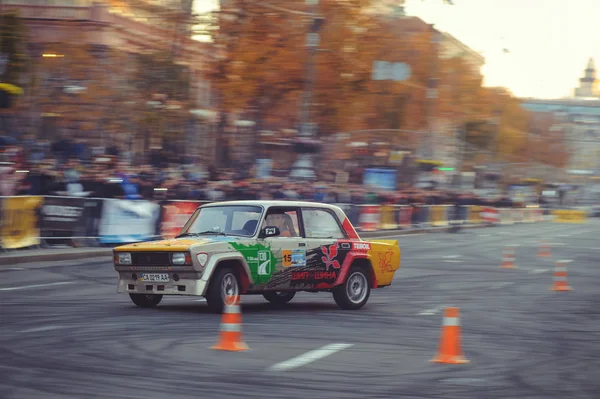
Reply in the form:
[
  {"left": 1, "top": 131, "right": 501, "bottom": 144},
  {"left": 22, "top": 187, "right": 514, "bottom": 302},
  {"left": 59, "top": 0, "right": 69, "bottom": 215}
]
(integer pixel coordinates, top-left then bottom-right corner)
[
  {"left": 481, "top": 207, "right": 500, "bottom": 224},
  {"left": 39, "top": 196, "right": 86, "bottom": 238},
  {"left": 98, "top": 199, "right": 161, "bottom": 243},
  {"left": 0, "top": 196, "right": 43, "bottom": 249},
  {"left": 160, "top": 200, "right": 202, "bottom": 239},
  {"left": 74, "top": 198, "right": 104, "bottom": 240},
  {"left": 551, "top": 209, "right": 587, "bottom": 223}
]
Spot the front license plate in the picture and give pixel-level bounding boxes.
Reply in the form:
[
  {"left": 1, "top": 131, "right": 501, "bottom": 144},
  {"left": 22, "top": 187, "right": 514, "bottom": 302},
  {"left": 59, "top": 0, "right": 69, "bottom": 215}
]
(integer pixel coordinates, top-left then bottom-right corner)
[{"left": 140, "top": 273, "right": 169, "bottom": 282}]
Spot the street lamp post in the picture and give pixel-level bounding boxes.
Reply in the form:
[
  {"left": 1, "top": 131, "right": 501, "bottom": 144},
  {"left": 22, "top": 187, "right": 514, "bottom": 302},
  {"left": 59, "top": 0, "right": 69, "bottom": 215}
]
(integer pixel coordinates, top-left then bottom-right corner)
[
  {"left": 290, "top": 0, "right": 324, "bottom": 180},
  {"left": 297, "top": 0, "right": 324, "bottom": 139}
]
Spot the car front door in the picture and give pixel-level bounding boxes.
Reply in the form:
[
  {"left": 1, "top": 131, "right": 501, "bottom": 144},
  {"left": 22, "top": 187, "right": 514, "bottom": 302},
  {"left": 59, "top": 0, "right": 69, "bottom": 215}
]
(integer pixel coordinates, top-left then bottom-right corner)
[{"left": 260, "top": 207, "right": 306, "bottom": 287}]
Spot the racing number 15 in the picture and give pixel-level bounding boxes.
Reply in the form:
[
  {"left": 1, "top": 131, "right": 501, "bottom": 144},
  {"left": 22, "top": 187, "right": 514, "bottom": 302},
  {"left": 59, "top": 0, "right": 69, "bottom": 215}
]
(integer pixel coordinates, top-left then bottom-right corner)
[{"left": 282, "top": 250, "right": 293, "bottom": 267}]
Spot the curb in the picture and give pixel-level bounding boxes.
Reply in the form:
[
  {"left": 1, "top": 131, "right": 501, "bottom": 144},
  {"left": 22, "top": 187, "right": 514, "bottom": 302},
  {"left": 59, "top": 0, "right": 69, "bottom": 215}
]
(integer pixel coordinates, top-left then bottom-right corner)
[{"left": 0, "top": 248, "right": 113, "bottom": 266}]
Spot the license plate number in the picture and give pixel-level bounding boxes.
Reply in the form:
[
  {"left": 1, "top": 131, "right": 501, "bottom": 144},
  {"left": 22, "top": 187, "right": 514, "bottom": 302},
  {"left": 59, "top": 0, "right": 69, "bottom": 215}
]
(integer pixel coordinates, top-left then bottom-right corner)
[{"left": 140, "top": 273, "right": 169, "bottom": 282}]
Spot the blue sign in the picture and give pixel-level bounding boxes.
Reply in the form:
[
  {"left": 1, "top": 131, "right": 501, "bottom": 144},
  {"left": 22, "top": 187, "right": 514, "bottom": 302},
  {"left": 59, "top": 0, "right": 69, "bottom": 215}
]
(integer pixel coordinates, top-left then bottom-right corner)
[{"left": 363, "top": 168, "right": 397, "bottom": 191}]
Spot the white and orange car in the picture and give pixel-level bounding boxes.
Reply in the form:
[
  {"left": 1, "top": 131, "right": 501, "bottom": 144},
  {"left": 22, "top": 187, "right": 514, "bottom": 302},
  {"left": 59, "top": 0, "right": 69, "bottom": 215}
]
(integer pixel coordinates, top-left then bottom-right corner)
[{"left": 113, "top": 201, "right": 401, "bottom": 313}]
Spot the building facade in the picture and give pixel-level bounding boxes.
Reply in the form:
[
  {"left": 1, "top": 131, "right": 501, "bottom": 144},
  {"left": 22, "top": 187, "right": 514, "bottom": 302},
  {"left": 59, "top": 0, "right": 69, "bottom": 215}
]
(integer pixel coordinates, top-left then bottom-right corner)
[
  {"left": 522, "top": 98, "right": 600, "bottom": 174},
  {"left": 2, "top": 0, "right": 216, "bottom": 162},
  {"left": 521, "top": 60, "right": 600, "bottom": 176}
]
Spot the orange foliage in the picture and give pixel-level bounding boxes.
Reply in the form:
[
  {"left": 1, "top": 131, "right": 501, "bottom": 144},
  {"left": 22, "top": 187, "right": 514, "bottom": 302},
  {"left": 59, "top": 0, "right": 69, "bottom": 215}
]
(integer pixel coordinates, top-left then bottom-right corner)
[{"left": 210, "top": 1, "right": 566, "bottom": 166}]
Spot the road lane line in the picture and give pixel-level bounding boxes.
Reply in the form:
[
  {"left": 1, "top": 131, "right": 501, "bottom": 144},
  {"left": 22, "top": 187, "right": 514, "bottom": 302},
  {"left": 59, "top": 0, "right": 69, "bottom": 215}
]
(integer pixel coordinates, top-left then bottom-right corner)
[
  {"left": 530, "top": 269, "right": 550, "bottom": 274},
  {"left": 269, "top": 343, "right": 354, "bottom": 372},
  {"left": 20, "top": 325, "right": 69, "bottom": 333},
  {"left": 443, "top": 260, "right": 463, "bottom": 263},
  {"left": 443, "top": 255, "right": 461, "bottom": 259},
  {"left": 418, "top": 305, "right": 444, "bottom": 316},
  {"left": 0, "top": 281, "right": 74, "bottom": 292}
]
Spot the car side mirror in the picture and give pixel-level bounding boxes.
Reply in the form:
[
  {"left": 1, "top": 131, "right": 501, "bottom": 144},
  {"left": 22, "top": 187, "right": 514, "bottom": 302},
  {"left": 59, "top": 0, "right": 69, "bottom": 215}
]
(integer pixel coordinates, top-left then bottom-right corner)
[{"left": 260, "top": 226, "right": 280, "bottom": 238}]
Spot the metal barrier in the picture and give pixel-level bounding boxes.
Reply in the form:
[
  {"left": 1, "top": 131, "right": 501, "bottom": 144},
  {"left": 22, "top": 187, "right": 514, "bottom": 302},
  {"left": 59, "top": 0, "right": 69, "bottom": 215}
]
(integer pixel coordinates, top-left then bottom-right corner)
[{"left": 0, "top": 195, "right": 552, "bottom": 251}]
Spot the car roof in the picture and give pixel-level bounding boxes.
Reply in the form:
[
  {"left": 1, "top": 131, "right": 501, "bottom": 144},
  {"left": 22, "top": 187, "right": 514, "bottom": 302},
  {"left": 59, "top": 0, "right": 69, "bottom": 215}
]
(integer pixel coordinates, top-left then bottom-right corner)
[{"left": 200, "top": 200, "right": 342, "bottom": 212}]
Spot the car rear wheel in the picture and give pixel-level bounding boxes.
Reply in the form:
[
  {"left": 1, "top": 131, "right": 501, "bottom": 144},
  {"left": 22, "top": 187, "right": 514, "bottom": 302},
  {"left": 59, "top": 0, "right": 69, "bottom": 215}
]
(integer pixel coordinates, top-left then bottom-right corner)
[
  {"left": 332, "top": 266, "right": 371, "bottom": 310},
  {"left": 129, "top": 293, "right": 163, "bottom": 308},
  {"left": 263, "top": 291, "right": 296, "bottom": 305},
  {"left": 206, "top": 267, "right": 240, "bottom": 314}
]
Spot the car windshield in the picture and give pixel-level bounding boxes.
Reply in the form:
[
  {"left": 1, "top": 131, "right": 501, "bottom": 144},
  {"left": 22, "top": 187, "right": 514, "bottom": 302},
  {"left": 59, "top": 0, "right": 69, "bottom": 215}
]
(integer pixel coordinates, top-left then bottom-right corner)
[{"left": 179, "top": 205, "right": 263, "bottom": 237}]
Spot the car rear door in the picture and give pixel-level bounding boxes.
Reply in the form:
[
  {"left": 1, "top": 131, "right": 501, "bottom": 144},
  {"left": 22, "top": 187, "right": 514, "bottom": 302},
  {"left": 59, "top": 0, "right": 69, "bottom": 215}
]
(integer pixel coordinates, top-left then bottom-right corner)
[{"left": 297, "top": 207, "right": 352, "bottom": 287}]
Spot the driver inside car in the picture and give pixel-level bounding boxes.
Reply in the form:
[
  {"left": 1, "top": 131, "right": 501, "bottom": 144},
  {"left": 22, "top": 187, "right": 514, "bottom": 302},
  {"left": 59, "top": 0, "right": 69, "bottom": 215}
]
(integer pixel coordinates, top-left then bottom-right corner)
[{"left": 263, "top": 212, "right": 297, "bottom": 237}]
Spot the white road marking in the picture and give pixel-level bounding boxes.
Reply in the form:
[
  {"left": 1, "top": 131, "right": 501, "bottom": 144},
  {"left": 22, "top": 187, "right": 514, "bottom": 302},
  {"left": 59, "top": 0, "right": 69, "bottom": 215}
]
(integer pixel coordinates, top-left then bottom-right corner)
[
  {"left": 4, "top": 267, "right": 25, "bottom": 271},
  {"left": 478, "top": 234, "right": 491, "bottom": 237},
  {"left": 491, "top": 282, "right": 514, "bottom": 289},
  {"left": 20, "top": 325, "right": 69, "bottom": 333},
  {"left": 268, "top": 343, "right": 354, "bottom": 372},
  {"left": 443, "top": 255, "right": 461, "bottom": 259},
  {"left": 549, "top": 243, "right": 566, "bottom": 246},
  {"left": 530, "top": 268, "right": 550, "bottom": 274},
  {"left": 443, "top": 260, "right": 463, "bottom": 263},
  {"left": 0, "top": 281, "right": 74, "bottom": 292},
  {"left": 418, "top": 305, "right": 444, "bottom": 316}
]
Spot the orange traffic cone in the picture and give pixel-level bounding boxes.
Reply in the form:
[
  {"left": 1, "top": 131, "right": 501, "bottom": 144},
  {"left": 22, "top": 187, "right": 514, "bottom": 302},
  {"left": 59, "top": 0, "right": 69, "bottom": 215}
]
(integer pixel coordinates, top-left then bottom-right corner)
[
  {"left": 550, "top": 260, "right": 572, "bottom": 292},
  {"left": 537, "top": 241, "right": 552, "bottom": 258},
  {"left": 431, "top": 307, "right": 469, "bottom": 364},
  {"left": 501, "top": 245, "right": 517, "bottom": 269},
  {"left": 211, "top": 295, "right": 250, "bottom": 351}
]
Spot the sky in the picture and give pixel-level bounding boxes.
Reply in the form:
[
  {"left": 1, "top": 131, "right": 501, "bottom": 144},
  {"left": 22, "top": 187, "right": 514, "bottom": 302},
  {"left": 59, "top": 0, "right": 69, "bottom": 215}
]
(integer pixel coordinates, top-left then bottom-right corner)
[{"left": 193, "top": 0, "right": 600, "bottom": 100}]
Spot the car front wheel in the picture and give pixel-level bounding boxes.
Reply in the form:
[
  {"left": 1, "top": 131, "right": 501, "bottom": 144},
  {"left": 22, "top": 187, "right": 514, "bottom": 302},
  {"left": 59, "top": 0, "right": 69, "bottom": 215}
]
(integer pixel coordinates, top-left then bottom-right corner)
[
  {"left": 332, "top": 266, "right": 371, "bottom": 310},
  {"left": 263, "top": 291, "right": 296, "bottom": 305},
  {"left": 129, "top": 293, "right": 163, "bottom": 308},
  {"left": 206, "top": 267, "right": 240, "bottom": 314}
]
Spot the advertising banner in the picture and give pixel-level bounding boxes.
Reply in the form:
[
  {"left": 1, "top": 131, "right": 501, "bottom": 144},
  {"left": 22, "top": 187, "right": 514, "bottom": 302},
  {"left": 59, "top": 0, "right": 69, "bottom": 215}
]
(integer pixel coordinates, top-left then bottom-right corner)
[
  {"left": 160, "top": 200, "right": 202, "bottom": 239},
  {"left": 98, "top": 199, "right": 161, "bottom": 243},
  {"left": 0, "top": 196, "right": 43, "bottom": 249},
  {"left": 39, "top": 196, "right": 86, "bottom": 238},
  {"left": 73, "top": 198, "right": 104, "bottom": 240},
  {"left": 363, "top": 168, "right": 397, "bottom": 191}
]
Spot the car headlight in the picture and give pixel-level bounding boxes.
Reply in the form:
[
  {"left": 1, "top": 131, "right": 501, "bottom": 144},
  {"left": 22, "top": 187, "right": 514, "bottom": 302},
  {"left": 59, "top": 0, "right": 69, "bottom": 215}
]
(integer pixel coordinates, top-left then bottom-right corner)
[
  {"left": 197, "top": 253, "right": 209, "bottom": 267},
  {"left": 172, "top": 252, "right": 191, "bottom": 265},
  {"left": 116, "top": 252, "right": 132, "bottom": 265}
]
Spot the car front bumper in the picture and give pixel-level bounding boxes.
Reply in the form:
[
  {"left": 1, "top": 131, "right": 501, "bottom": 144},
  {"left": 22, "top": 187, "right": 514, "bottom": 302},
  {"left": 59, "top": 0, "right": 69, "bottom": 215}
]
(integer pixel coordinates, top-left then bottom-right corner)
[{"left": 117, "top": 272, "right": 208, "bottom": 296}]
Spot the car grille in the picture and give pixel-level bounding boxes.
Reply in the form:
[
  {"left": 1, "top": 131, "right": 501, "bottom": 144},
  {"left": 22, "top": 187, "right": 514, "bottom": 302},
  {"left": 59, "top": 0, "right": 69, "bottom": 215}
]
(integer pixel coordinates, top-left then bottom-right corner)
[{"left": 131, "top": 252, "right": 171, "bottom": 266}]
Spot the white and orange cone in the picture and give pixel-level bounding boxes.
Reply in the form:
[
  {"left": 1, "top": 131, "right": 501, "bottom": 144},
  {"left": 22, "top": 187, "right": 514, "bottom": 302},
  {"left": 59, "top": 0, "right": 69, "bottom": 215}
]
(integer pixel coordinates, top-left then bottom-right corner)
[
  {"left": 501, "top": 245, "right": 517, "bottom": 269},
  {"left": 537, "top": 240, "right": 552, "bottom": 258},
  {"left": 431, "top": 307, "right": 469, "bottom": 364},
  {"left": 211, "top": 295, "right": 250, "bottom": 351},
  {"left": 550, "top": 260, "right": 572, "bottom": 292}
]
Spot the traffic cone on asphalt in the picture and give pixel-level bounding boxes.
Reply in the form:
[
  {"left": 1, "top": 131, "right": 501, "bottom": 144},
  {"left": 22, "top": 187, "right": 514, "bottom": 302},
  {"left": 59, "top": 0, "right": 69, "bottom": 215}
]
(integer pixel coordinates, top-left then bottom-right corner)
[
  {"left": 431, "top": 307, "right": 469, "bottom": 364},
  {"left": 211, "top": 295, "right": 249, "bottom": 351},
  {"left": 550, "top": 260, "right": 572, "bottom": 292},
  {"left": 537, "top": 241, "right": 552, "bottom": 258},
  {"left": 501, "top": 245, "right": 517, "bottom": 269}
]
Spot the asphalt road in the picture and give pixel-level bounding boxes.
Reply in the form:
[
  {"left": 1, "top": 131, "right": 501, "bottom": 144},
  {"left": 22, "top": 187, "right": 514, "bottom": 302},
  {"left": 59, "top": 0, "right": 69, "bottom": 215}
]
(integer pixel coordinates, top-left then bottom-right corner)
[{"left": 2, "top": 221, "right": 600, "bottom": 399}]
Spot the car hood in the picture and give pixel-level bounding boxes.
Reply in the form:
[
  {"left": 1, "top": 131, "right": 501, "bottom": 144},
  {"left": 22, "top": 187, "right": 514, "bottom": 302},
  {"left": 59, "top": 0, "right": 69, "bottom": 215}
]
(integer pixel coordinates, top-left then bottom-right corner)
[{"left": 114, "top": 236, "right": 252, "bottom": 252}]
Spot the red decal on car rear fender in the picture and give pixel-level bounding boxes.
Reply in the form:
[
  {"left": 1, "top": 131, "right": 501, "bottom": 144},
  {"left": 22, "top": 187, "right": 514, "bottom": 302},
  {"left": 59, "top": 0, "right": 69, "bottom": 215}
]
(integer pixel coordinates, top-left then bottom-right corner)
[
  {"left": 342, "top": 218, "right": 359, "bottom": 239},
  {"left": 334, "top": 253, "right": 377, "bottom": 288}
]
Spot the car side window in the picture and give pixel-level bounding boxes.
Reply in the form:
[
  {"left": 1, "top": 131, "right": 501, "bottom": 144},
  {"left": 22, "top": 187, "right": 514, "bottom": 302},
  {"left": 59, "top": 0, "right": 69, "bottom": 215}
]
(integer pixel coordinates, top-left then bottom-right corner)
[
  {"left": 262, "top": 209, "right": 300, "bottom": 237},
  {"left": 302, "top": 208, "right": 345, "bottom": 239}
]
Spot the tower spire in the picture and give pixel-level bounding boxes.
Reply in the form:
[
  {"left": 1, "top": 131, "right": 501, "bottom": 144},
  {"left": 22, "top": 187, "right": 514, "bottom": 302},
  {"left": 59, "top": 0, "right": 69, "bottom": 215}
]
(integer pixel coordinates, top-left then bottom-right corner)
[{"left": 587, "top": 57, "right": 595, "bottom": 71}]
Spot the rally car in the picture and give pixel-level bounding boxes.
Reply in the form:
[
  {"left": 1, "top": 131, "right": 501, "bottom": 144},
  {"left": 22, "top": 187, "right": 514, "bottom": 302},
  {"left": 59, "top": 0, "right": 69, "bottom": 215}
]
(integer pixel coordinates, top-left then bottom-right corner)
[{"left": 113, "top": 201, "right": 401, "bottom": 313}]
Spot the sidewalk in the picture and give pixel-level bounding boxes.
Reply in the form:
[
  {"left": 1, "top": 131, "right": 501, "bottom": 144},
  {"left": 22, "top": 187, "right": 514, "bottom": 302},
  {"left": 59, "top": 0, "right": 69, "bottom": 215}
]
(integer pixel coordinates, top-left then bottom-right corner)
[{"left": 0, "top": 223, "right": 492, "bottom": 266}]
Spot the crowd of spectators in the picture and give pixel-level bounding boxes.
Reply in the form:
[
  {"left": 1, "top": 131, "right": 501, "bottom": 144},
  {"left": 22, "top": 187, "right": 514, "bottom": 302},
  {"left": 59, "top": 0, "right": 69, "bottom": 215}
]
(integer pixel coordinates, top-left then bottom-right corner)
[{"left": 0, "top": 135, "right": 520, "bottom": 208}]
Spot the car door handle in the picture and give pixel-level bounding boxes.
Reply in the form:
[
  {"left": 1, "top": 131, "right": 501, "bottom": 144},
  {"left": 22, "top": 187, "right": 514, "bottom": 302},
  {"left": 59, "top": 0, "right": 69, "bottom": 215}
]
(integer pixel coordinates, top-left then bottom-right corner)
[{"left": 298, "top": 243, "right": 306, "bottom": 247}]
